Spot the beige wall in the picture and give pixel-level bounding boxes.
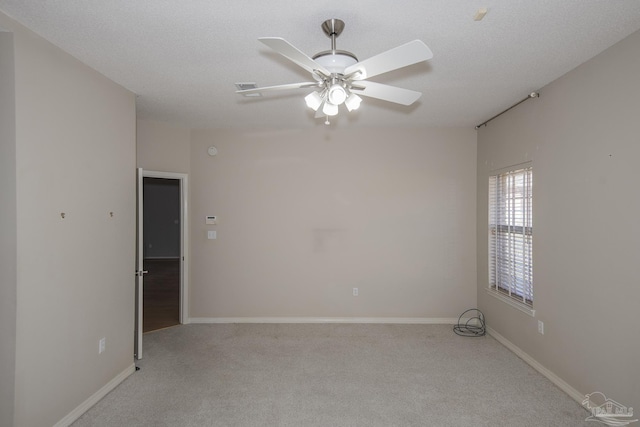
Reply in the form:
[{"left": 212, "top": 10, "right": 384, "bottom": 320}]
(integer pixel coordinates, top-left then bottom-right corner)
[
  {"left": 189, "top": 127, "right": 477, "bottom": 319},
  {"left": 6, "top": 1, "right": 638, "bottom": 423},
  {"left": 0, "top": 30, "right": 17, "bottom": 427},
  {"left": 477, "top": 30, "right": 640, "bottom": 411},
  {"left": 0, "top": 11, "right": 137, "bottom": 427},
  {"left": 137, "top": 118, "right": 190, "bottom": 173}
]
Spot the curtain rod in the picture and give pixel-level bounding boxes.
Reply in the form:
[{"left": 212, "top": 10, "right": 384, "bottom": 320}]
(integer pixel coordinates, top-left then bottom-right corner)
[{"left": 475, "top": 92, "right": 539, "bottom": 130}]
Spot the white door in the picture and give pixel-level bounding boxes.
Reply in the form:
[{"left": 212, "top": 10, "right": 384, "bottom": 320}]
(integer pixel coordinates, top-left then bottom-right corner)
[{"left": 134, "top": 168, "right": 147, "bottom": 359}]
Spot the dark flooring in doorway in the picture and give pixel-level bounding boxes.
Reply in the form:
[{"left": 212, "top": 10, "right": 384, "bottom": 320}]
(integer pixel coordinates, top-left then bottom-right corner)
[{"left": 143, "top": 259, "right": 180, "bottom": 333}]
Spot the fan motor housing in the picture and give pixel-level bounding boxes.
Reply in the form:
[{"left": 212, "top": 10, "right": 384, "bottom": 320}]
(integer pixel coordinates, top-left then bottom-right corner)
[
  {"left": 312, "top": 51, "right": 358, "bottom": 75},
  {"left": 313, "top": 18, "right": 358, "bottom": 75}
]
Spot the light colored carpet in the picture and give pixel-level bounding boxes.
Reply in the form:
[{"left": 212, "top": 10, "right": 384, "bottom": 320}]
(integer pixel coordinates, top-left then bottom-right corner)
[{"left": 72, "top": 324, "right": 591, "bottom": 426}]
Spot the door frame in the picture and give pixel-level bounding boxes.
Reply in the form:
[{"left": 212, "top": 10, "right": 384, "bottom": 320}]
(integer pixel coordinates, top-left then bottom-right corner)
[{"left": 142, "top": 170, "right": 190, "bottom": 325}]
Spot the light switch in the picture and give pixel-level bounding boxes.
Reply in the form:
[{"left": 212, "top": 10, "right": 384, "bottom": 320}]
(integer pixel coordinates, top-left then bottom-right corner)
[{"left": 207, "top": 230, "right": 217, "bottom": 240}]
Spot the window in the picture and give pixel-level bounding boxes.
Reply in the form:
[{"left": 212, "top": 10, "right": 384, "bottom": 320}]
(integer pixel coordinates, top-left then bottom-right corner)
[{"left": 488, "top": 166, "right": 533, "bottom": 311}]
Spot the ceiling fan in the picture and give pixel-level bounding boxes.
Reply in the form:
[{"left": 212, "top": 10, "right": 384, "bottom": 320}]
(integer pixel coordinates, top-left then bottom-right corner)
[{"left": 236, "top": 19, "right": 433, "bottom": 124}]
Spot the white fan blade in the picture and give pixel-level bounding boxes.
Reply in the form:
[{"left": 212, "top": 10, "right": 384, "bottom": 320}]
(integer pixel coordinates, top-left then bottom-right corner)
[
  {"left": 259, "top": 37, "right": 330, "bottom": 77},
  {"left": 345, "top": 40, "right": 433, "bottom": 81},
  {"left": 351, "top": 81, "right": 422, "bottom": 106},
  {"left": 236, "top": 82, "right": 319, "bottom": 95}
]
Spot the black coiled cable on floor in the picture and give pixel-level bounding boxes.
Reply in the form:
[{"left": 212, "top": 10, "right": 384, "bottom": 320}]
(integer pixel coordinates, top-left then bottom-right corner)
[{"left": 453, "top": 309, "right": 486, "bottom": 337}]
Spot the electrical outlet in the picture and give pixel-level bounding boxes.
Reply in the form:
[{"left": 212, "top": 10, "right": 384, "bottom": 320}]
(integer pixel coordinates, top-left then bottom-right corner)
[
  {"left": 353, "top": 288, "right": 358, "bottom": 297},
  {"left": 99, "top": 337, "right": 106, "bottom": 354},
  {"left": 538, "top": 320, "right": 544, "bottom": 335}
]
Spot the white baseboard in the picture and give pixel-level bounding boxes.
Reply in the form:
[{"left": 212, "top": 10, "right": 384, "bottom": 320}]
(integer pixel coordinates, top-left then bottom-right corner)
[
  {"left": 54, "top": 363, "right": 136, "bottom": 427},
  {"left": 188, "top": 317, "right": 463, "bottom": 324},
  {"left": 486, "top": 326, "right": 585, "bottom": 406}
]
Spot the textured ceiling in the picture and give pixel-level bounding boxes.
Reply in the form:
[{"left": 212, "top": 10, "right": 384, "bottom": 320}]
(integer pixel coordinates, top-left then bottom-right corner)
[{"left": 2, "top": 1, "right": 640, "bottom": 129}]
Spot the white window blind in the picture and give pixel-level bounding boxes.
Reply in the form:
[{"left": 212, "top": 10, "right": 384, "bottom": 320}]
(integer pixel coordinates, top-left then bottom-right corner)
[{"left": 489, "top": 167, "right": 533, "bottom": 306}]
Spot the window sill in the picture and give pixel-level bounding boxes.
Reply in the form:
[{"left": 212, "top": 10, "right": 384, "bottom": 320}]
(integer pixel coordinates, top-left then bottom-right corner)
[{"left": 485, "top": 288, "right": 536, "bottom": 317}]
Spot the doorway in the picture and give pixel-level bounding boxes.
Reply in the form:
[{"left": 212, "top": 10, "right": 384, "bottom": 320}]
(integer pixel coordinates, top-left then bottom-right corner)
[
  {"left": 143, "top": 177, "right": 180, "bottom": 332},
  {"left": 135, "top": 170, "right": 189, "bottom": 359}
]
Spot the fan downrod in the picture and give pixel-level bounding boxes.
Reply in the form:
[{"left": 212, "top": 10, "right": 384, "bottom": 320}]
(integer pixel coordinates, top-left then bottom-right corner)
[{"left": 313, "top": 19, "right": 358, "bottom": 66}]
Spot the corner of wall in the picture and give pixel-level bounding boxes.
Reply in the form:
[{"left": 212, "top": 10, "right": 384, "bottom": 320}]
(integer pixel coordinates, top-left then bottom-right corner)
[{"left": 0, "top": 29, "right": 17, "bottom": 427}]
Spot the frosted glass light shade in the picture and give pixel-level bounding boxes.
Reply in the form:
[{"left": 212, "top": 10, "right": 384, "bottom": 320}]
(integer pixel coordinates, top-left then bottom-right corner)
[
  {"left": 345, "top": 93, "right": 362, "bottom": 111},
  {"left": 322, "top": 101, "right": 339, "bottom": 116},
  {"left": 305, "top": 91, "right": 323, "bottom": 111}
]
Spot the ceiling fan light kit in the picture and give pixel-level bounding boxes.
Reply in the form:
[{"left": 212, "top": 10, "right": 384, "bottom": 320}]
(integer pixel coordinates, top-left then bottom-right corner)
[
  {"left": 322, "top": 101, "right": 339, "bottom": 117},
  {"left": 328, "top": 83, "right": 347, "bottom": 105},
  {"left": 304, "top": 91, "right": 323, "bottom": 110},
  {"left": 236, "top": 18, "right": 433, "bottom": 124},
  {"left": 345, "top": 93, "right": 362, "bottom": 112}
]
